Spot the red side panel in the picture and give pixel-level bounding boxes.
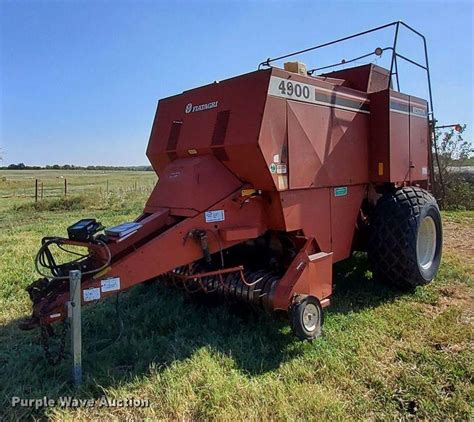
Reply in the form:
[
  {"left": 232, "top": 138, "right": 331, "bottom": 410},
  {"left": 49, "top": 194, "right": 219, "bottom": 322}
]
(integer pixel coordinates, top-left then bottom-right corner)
[
  {"left": 368, "top": 90, "right": 390, "bottom": 182},
  {"left": 145, "top": 155, "right": 242, "bottom": 214},
  {"left": 321, "top": 64, "right": 390, "bottom": 93},
  {"left": 146, "top": 70, "right": 274, "bottom": 190},
  {"left": 330, "top": 184, "right": 366, "bottom": 261},
  {"left": 258, "top": 96, "right": 289, "bottom": 190},
  {"left": 369, "top": 89, "right": 429, "bottom": 184},
  {"left": 409, "top": 96, "right": 429, "bottom": 182},
  {"left": 389, "top": 92, "right": 411, "bottom": 183},
  {"left": 279, "top": 188, "right": 332, "bottom": 253},
  {"left": 287, "top": 100, "right": 369, "bottom": 189}
]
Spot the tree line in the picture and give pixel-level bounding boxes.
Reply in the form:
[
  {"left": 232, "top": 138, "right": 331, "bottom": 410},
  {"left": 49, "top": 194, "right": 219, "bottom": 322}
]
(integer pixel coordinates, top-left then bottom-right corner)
[{"left": 2, "top": 163, "right": 153, "bottom": 171}]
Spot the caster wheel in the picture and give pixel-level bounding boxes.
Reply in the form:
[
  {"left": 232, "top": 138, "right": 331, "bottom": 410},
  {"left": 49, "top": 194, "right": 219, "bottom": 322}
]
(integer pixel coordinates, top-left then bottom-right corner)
[{"left": 290, "top": 295, "right": 323, "bottom": 340}]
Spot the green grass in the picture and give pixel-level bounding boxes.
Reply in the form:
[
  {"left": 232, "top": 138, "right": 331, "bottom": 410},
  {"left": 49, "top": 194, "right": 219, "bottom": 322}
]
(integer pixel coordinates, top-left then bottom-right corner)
[
  {"left": 0, "top": 169, "right": 156, "bottom": 211},
  {"left": 0, "top": 172, "right": 473, "bottom": 420}
]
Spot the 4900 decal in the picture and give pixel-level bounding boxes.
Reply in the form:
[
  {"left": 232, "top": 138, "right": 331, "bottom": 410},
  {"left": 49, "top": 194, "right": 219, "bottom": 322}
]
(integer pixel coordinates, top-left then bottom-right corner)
[
  {"left": 277, "top": 80, "right": 311, "bottom": 99},
  {"left": 268, "top": 76, "right": 370, "bottom": 114}
]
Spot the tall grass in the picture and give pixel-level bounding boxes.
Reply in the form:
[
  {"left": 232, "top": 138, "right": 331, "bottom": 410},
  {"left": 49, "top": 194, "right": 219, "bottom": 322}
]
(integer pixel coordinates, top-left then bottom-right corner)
[{"left": 0, "top": 174, "right": 472, "bottom": 420}]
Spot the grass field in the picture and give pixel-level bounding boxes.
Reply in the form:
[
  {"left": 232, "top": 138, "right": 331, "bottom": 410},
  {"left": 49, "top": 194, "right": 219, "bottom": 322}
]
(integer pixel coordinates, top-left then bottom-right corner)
[
  {"left": 0, "top": 171, "right": 472, "bottom": 420},
  {"left": 0, "top": 169, "right": 157, "bottom": 210}
]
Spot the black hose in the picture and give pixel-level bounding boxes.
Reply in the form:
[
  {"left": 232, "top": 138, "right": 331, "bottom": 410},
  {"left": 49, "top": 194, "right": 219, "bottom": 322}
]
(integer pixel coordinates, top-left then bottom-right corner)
[{"left": 35, "top": 237, "right": 112, "bottom": 280}]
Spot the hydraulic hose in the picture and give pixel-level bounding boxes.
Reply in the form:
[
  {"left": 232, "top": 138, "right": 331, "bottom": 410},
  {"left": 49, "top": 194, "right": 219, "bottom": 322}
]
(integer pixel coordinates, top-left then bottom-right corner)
[{"left": 35, "top": 237, "right": 112, "bottom": 280}]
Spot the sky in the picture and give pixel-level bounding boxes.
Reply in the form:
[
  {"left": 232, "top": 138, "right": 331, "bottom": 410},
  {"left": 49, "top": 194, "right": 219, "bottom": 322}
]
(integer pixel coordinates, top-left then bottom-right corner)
[{"left": 0, "top": 0, "right": 473, "bottom": 166}]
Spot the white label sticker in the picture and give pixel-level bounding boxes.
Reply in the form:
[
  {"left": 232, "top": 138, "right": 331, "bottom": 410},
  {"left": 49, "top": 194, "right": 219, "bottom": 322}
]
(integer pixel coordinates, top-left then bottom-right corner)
[
  {"left": 273, "top": 154, "right": 280, "bottom": 163},
  {"left": 205, "top": 210, "right": 225, "bottom": 223},
  {"left": 83, "top": 287, "right": 101, "bottom": 302},
  {"left": 269, "top": 76, "right": 315, "bottom": 103},
  {"left": 412, "top": 106, "right": 426, "bottom": 116},
  {"left": 422, "top": 167, "right": 428, "bottom": 175},
  {"left": 268, "top": 76, "right": 370, "bottom": 115},
  {"left": 101, "top": 277, "right": 121, "bottom": 292},
  {"left": 276, "top": 164, "right": 287, "bottom": 174}
]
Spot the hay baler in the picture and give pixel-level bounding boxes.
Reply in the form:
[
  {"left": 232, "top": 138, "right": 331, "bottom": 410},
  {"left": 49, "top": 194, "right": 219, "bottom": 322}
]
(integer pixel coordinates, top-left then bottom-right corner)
[{"left": 21, "top": 21, "right": 442, "bottom": 344}]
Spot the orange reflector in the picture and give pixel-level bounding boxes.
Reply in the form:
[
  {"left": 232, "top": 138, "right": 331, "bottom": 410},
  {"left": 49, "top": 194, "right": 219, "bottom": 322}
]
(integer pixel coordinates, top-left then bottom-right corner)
[
  {"left": 241, "top": 189, "right": 257, "bottom": 197},
  {"left": 378, "top": 162, "right": 384, "bottom": 176}
]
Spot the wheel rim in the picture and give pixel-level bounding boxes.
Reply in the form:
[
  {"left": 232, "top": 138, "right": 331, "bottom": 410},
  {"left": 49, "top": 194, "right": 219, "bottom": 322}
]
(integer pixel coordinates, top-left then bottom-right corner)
[
  {"left": 302, "top": 303, "right": 319, "bottom": 331},
  {"left": 416, "top": 216, "right": 437, "bottom": 270}
]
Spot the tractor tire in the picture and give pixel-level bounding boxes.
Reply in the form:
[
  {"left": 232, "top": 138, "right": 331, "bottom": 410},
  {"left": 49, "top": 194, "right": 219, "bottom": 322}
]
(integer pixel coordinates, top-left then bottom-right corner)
[
  {"left": 368, "top": 186, "right": 442, "bottom": 289},
  {"left": 290, "top": 295, "right": 323, "bottom": 340}
]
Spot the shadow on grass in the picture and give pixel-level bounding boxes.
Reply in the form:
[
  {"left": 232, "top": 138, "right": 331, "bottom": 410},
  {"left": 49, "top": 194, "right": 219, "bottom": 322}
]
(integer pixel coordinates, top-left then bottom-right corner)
[{"left": 0, "top": 253, "right": 403, "bottom": 418}]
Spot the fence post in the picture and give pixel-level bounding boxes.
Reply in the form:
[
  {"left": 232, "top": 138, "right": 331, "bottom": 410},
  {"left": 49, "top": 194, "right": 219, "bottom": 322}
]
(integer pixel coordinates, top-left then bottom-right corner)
[
  {"left": 64, "top": 178, "right": 67, "bottom": 197},
  {"left": 41, "top": 182, "right": 44, "bottom": 200},
  {"left": 68, "top": 270, "right": 82, "bottom": 386},
  {"left": 35, "top": 179, "right": 38, "bottom": 202}
]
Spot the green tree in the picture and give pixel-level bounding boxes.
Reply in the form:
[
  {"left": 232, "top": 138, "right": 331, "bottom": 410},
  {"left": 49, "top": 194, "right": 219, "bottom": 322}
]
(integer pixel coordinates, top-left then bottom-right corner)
[{"left": 433, "top": 124, "right": 473, "bottom": 209}]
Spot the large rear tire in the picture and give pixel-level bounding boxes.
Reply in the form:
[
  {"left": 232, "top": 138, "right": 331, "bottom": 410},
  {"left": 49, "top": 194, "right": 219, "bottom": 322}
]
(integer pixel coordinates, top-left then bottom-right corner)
[{"left": 368, "top": 187, "right": 442, "bottom": 289}]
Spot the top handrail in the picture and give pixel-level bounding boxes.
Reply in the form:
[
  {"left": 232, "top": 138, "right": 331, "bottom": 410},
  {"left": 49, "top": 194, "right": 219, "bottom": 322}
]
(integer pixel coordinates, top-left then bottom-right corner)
[
  {"left": 259, "top": 20, "right": 442, "bottom": 200},
  {"left": 258, "top": 21, "right": 434, "bottom": 122}
]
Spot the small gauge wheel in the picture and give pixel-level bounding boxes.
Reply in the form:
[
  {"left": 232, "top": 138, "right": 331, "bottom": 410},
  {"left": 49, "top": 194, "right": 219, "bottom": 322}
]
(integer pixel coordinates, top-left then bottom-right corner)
[{"left": 290, "top": 295, "right": 323, "bottom": 340}]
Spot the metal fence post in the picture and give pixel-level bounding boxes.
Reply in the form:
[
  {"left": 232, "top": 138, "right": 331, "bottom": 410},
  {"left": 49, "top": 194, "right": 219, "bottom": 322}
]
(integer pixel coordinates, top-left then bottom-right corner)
[
  {"left": 68, "top": 270, "right": 82, "bottom": 386},
  {"left": 35, "top": 179, "right": 38, "bottom": 202}
]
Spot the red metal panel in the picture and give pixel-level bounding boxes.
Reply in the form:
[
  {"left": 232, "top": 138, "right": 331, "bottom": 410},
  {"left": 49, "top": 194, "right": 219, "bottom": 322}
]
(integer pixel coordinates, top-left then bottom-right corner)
[
  {"left": 368, "top": 90, "right": 390, "bottom": 182},
  {"left": 321, "top": 64, "right": 390, "bottom": 93},
  {"left": 220, "top": 226, "right": 261, "bottom": 242},
  {"left": 258, "top": 95, "right": 288, "bottom": 191},
  {"left": 146, "top": 70, "right": 271, "bottom": 174},
  {"left": 287, "top": 100, "right": 369, "bottom": 189},
  {"left": 145, "top": 155, "right": 242, "bottom": 214},
  {"left": 389, "top": 91, "right": 410, "bottom": 183},
  {"left": 279, "top": 188, "right": 332, "bottom": 253},
  {"left": 409, "top": 96, "right": 429, "bottom": 182},
  {"left": 330, "top": 184, "right": 366, "bottom": 261},
  {"left": 287, "top": 101, "right": 325, "bottom": 188}
]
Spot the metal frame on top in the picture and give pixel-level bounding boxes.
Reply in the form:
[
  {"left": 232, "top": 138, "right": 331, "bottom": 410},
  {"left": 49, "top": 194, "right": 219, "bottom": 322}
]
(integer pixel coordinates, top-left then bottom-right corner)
[
  {"left": 258, "top": 21, "right": 435, "bottom": 124},
  {"left": 259, "top": 21, "right": 442, "bottom": 196}
]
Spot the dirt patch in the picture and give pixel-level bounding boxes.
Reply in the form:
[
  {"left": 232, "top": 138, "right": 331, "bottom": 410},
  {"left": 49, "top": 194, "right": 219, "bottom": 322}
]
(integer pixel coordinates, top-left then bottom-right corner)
[
  {"left": 443, "top": 219, "right": 474, "bottom": 274},
  {"left": 422, "top": 285, "right": 472, "bottom": 321}
]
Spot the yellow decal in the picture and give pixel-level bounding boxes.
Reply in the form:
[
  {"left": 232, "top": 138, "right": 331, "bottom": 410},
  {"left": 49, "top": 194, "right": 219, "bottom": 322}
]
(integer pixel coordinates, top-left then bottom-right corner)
[
  {"left": 278, "top": 175, "right": 288, "bottom": 190},
  {"left": 378, "top": 162, "right": 384, "bottom": 176},
  {"left": 241, "top": 189, "right": 257, "bottom": 197}
]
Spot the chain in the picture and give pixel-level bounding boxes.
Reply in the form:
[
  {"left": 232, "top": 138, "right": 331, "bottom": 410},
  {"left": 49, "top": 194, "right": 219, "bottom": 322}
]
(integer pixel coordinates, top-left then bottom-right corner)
[{"left": 40, "top": 321, "right": 69, "bottom": 365}]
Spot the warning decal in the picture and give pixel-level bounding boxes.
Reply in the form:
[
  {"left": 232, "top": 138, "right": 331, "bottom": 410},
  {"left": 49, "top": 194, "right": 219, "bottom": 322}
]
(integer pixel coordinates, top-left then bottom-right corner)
[
  {"left": 101, "top": 277, "right": 121, "bottom": 293},
  {"left": 83, "top": 287, "right": 101, "bottom": 302},
  {"left": 205, "top": 210, "right": 225, "bottom": 223}
]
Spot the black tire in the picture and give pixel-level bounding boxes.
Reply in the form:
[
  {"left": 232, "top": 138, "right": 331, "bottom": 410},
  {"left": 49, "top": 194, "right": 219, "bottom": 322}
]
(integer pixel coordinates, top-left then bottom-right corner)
[
  {"left": 290, "top": 295, "right": 323, "bottom": 340},
  {"left": 368, "top": 186, "right": 442, "bottom": 289}
]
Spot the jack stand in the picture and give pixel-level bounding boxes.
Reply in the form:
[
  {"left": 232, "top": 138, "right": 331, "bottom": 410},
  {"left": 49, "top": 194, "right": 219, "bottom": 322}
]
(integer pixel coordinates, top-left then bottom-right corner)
[{"left": 67, "top": 270, "right": 82, "bottom": 386}]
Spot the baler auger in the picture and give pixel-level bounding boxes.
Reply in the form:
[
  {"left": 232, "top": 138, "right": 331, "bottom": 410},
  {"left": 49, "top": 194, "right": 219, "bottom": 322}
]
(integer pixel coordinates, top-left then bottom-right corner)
[{"left": 20, "top": 21, "right": 442, "bottom": 349}]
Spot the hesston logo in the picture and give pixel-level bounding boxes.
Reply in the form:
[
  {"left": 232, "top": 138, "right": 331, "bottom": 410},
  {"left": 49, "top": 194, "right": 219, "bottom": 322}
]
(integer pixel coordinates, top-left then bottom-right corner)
[{"left": 185, "top": 101, "right": 218, "bottom": 114}]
